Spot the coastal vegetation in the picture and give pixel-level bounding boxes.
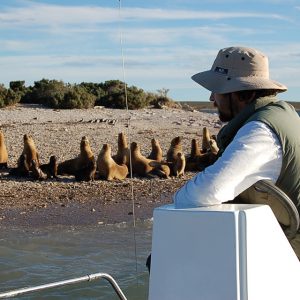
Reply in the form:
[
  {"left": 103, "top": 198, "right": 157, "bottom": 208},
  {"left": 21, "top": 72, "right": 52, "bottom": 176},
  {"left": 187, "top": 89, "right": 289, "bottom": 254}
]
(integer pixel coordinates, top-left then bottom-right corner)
[{"left": 0, "top": 79, "right": 179, "bottom": 110}]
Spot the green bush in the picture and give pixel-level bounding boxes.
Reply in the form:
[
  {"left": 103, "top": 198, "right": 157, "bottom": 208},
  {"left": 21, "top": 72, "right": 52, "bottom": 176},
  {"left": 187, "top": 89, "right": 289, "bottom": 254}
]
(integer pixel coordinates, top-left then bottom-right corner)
[
  {"left": 0, "top": 78, "right": 178, "bottom": 110},
  {"left": 21, "top": 79, "right": 96, "bottom": 109},
  {"left": 0, "top": 84, "right": 6, "bottom": 108},
  {"left": 149, "top": 95, "right": 180, "bottom": 109},
  {"left": 59, "top": 85, "right": 96, "bottom": 109},
  {"left": 0, "top": 84, "right": 22, "bottom": 107},
  {"left": 98, "top": 80, "right": 150, "bottom": 109}
]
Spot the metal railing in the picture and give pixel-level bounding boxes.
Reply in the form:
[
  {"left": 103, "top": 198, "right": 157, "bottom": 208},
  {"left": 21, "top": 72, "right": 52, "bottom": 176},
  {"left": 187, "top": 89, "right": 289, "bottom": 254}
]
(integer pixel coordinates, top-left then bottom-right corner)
[{"left": 0, "top": 272, "right": 127, "bottom": 299}]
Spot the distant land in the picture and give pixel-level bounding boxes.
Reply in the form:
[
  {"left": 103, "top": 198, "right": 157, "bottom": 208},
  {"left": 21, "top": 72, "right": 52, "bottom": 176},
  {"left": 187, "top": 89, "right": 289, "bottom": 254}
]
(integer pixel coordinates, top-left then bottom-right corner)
[{"left": 179, "top": 101, "right": 300, "bottom": 111}]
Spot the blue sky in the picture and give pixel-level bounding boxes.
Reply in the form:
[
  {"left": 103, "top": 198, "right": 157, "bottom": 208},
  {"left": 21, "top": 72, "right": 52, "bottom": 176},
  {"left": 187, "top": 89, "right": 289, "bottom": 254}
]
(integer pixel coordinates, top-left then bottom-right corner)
[{"left": 0, "top": 0, "right": 299, "bottom": 102}]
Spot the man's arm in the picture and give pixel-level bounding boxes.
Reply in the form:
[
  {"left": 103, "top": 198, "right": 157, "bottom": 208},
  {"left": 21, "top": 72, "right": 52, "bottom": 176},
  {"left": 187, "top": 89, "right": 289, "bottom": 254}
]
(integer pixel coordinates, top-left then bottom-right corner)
[{"left": 173, "top": 121, "right": 282, "bottom": 208}]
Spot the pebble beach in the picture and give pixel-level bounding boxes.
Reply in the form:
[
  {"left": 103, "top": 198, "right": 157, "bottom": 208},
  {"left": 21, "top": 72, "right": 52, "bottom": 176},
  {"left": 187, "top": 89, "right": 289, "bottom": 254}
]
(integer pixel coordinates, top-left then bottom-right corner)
[{"left": 0, "top": 104, "right": 220, "bottom": 227}]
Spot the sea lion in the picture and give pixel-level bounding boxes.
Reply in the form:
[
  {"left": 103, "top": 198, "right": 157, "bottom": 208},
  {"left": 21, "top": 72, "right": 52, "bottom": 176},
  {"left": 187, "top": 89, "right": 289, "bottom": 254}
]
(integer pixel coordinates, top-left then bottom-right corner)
[
  {"left": 209, "top": 139, "right": 219, "bottom": 156},
  {"left": 166, "top": 136, "right": 182, "bottom": 163},
  {"left": 147, "top": 138, "right": 163, "bottom": 162},
  {"left": 9, "top": 153, "right": 30, "bottom": 177},
  {"left": 97, "top": 143, "right": 128, "bottom": 181},
  {"left": 40, "top": 155, "right": 58, "bottom": 178},
  {"left": 31, "top": 159, "right": 47, "bottom": 181},
  {"left": 207, "top": 139, "right": 219, "bottom": 165},
  {"left": 192, "top": 136, "right": 219, "bottom": 170},
  {"left": 74, "top": 158, "right": 96, "bottom": 182},
  {"left": 185, "top": 138, "right": 201, "bottom": 171},
  {"left": 190, "top": 138, "right": 201, "bottom": 158},
  {"left": 112, "top": 132, "right": 130, "bottom": 166},
  {"left": 149, "top": 161, "right": 171, "bottom": 179},
  {"left": 131, "top": 142, "right": 170, "bottom": 178},
  {"left": 0, "top": 129, "right": 8, "bottom": 169},
  {"left": 22, "top": 134, "right": 40, "bottom": 169},
  {"left": 173, "top": 152, "right": 186, "bottom": 177},
  {"left": 202, "top": 127, "right": 211, "bottom": 152},
  {"left": 57, "top": 136, "right": 94, "bottom": 176}
]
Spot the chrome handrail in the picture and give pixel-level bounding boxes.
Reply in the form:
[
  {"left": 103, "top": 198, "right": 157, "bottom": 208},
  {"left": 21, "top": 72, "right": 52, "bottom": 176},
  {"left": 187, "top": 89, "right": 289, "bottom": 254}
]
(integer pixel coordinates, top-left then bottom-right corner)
[{"left": 0, "top": 272, "right": 127, "bottom": 299}]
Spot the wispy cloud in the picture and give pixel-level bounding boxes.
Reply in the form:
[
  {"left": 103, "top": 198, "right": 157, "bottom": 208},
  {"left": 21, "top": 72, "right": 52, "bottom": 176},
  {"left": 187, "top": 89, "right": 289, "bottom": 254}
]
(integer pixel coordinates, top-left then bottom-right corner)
[{"left": 0, "top": 2, "right": 289, "bottom": 30}]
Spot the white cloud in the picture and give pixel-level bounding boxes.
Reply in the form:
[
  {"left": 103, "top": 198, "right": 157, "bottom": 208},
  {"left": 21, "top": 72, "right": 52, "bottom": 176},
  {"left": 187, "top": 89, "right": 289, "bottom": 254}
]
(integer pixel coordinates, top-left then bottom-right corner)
[{"left": 0, "top": 2, "right": 289, "bottom": 30}]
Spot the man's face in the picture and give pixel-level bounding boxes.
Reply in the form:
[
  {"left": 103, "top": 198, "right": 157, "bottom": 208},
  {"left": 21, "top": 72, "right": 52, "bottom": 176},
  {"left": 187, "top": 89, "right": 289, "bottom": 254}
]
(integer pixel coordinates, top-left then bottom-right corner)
[{"left": 210, "top": 93, "right": 233, "bottom": 122}]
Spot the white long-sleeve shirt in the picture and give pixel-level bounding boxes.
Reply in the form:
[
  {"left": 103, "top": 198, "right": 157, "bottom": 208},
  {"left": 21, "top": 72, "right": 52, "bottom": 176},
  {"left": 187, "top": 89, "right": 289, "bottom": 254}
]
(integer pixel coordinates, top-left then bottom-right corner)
[{"left": 173, "top": 121, "right": 283, "bottom": 208}]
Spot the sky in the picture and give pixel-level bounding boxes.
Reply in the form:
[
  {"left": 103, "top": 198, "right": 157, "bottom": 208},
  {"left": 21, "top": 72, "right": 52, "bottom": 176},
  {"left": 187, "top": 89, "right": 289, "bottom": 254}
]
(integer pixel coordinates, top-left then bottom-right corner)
[{"left": 0, "top": 0, "right": 299, "bottom": 102}]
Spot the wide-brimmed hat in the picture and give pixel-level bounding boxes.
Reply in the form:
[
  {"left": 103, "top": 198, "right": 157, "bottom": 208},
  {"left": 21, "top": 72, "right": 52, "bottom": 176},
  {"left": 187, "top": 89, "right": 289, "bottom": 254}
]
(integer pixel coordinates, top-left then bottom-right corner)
[{"left": 191, "top": 46, "right": 287, "bottom": 94}]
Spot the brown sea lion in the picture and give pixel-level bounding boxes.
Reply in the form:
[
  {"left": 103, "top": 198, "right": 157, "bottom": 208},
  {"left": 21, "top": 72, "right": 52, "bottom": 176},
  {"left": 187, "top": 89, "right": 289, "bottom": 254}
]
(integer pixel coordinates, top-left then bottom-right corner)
[
  {"left": 97, "top": 144, "right": 128, "bottom": 181},
  {"left": 173, "top": 152, "right": 186, "bottom": 177},
  {"left": 166, "top": 136, "right": 182, "bottom": 163},
  {"left": 31, "top": 159, "right": 47, "bottom": 181},
  {"left": 40, "top": 155, "right": 58, "bottom": 178},
  {"left": 0, "top": 129, "right": 8, "bottom": 169},
  {"left": 149, "top": 161, "right": 171, "bottom": 179},
  {"left": 131, "top": 142, "right": 170, "bottom": 178},
  {"left": 147, "top": 138, "right": 163, "bottom": 162},
  {"left": 74, "top": 158, "right": 96, "bottom": 182},
  {"left": 190, "top": 138, "right": 201, "bottom": 158},
  {"left": 186, "top": 138, "right": 201, "bottom": 171},
  {"left": 209, "top": 139, "right": 219, "bottom": 156},
  {"left": 112, "top": 132, "right": 130, "bottom": 166},
  {"left": 9, "top": 153, "right": 30, "bottom": 177},
  {"left": 192, "top": 136, "right": 219, "bottom": 170},
  {"left": 202, "top": 127, "right": 211, "bottom": 153},
  {"left": 22, "top": 134, "right": 40, "bottom": 169},
  {"left": 57, "top": 136, "right": 95, "bottom": 176}
]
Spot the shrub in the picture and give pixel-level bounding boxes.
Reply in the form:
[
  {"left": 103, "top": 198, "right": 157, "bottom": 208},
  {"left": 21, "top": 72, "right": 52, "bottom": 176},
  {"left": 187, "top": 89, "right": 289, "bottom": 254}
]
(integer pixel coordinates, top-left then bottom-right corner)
[
  {"left": 149, "top": 95, "right": 181, "bottom": 109},
  {"left": 0, "top": 84, "right": 22, "bottom": 107},
  {"left": 20, "top": 79, "right": 96, "bottom": 109},
  {"left": 98, "top": 80, "right": 150, "bottom": 109}
]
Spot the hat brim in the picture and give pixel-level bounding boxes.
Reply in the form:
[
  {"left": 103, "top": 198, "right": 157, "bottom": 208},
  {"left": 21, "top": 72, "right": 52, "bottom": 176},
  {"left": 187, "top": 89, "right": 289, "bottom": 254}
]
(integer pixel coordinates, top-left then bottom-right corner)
[{"left": 192, "top": 70, "right": 287, "bottom": 94}]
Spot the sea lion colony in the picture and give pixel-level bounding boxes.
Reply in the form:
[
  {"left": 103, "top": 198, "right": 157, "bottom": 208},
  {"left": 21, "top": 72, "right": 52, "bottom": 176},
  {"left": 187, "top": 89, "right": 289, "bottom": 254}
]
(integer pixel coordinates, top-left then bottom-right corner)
[{"left": 0, "top": 127, "right": 218, "bottom": 182}]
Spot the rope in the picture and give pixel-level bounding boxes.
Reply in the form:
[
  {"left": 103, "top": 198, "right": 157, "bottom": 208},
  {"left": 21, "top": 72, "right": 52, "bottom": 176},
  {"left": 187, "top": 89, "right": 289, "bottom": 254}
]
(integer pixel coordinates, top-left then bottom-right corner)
[{"left": 118, "top": 0, "right": 139, "bottom": 284}]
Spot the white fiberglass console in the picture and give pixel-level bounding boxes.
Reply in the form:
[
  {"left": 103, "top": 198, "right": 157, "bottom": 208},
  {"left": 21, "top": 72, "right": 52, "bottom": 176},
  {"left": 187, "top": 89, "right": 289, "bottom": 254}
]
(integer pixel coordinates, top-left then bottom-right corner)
[{"left": 149, "top": 204, "right": 300, "bottom": 300}]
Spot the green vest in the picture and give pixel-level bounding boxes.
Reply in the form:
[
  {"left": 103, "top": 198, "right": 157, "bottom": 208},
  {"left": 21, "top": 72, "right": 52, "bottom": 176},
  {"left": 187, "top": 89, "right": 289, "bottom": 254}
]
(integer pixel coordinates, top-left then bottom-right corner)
[{"left": 217, "top": 96, "right": 300, "bottom": 211}]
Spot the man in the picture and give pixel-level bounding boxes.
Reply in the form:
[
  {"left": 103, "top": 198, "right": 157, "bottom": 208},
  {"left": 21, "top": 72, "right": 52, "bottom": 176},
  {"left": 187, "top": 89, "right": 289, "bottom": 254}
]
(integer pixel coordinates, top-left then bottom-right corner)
[{"left": 173, "top": 46, "right": 300, "bottom": 258}]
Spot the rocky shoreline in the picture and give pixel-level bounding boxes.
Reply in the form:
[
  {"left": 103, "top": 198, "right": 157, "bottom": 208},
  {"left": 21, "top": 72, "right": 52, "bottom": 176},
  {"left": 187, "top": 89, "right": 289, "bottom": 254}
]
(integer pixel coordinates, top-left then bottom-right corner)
[{"left": 0, "top": 104, "right": 220, "bottom": 227}]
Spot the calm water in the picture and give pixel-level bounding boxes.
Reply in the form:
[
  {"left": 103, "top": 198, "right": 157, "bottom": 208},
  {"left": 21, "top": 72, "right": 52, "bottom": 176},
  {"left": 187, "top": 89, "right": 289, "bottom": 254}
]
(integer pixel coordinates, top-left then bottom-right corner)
[{"left": 0, "top": 220, "right": 152, "bottom": 299}]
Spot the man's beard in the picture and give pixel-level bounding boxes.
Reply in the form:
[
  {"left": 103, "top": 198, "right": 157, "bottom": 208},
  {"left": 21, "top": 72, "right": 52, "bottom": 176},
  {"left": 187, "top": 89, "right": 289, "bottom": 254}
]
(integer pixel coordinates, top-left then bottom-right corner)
[{"left": 218, "top": 110, "right": 232, "bottom": 122}]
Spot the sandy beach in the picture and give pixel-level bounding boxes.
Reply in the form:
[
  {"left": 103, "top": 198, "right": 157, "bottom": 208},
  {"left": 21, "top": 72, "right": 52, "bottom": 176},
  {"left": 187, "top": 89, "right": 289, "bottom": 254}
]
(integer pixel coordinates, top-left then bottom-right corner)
[{"left": 0, "top": 104, "right": 220, "bottom": 227}]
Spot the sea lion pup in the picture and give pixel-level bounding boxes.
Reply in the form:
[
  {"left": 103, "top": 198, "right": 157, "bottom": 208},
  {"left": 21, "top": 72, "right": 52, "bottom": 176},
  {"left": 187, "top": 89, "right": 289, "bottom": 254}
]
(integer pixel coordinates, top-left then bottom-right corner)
[
  {"left": 30, "top": 159, "right": 47, "bottom": 181},
  {"left": 22, "top": 134, "right": 40, "bottom": 169},
  {"left": 9, "top": 153, "right": 30, "bottom": 177},
  {"left": 147, "top": 138, "right": 163, "bottom": 162},
  {"left": 0, "top": 129, "right": 8, "bottom": 169},
  {"left": 131, "top": 142, "right": 170, "bottom": 178},
  {"left": 97, "top": 143, "right": 128, "bottom": 181},
  {"left": 112, "top": 132, "right": 130, "bottom": 166},
  {"left": 202, "top": 127, "right": 211, "bottom": 153},
  {"left": 166, "top": 136, "right": 183, "bottom": 163},
  {"left": 173, "top": 152, "right": 186, "bottom": 177},
  {"left": 40, "top": 155, "right": 58, "bottom": 178},
  {"left": 57, "top": 136, "right": 94, "bottom": 176},
  {"left": 75, "top": 158, "right": 96, "bottom": 182}
]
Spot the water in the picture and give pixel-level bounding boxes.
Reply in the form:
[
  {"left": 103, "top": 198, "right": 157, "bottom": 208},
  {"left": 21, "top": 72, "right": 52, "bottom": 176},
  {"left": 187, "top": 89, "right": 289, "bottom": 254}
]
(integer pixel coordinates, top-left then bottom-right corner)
[{"left": 0, "top": 221, "right": 152, "bottom": 299}]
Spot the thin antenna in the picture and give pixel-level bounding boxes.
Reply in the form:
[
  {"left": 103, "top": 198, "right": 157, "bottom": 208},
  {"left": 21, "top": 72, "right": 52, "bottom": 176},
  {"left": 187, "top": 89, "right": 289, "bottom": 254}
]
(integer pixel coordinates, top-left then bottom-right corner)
[{"left": 118, "top": 0, "right": 139, "bottom": 283}]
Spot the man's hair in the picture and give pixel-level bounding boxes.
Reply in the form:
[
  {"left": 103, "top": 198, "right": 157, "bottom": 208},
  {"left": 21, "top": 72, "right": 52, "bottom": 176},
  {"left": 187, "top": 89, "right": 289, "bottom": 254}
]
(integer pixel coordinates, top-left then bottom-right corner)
[{"left": 235, "top": 89, "right": 280, "bottom": 102}]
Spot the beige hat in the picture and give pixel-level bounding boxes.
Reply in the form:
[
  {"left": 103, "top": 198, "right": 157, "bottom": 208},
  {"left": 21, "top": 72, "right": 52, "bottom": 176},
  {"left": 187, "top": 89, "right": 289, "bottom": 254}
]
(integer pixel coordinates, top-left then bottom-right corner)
[{"left": 192, "top": 46, "right": 287, "bottom": 94}]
